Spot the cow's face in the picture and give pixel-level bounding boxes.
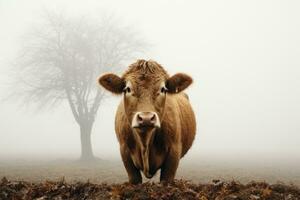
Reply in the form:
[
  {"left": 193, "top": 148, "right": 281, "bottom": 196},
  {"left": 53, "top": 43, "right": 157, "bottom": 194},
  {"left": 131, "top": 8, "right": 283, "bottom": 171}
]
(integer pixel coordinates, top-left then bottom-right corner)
[
  {"left": 122, "top": 77, "right": 167, "bottom": 130},
  {"left": 98, "top": 60, "right": 192, "bottom": 149}
]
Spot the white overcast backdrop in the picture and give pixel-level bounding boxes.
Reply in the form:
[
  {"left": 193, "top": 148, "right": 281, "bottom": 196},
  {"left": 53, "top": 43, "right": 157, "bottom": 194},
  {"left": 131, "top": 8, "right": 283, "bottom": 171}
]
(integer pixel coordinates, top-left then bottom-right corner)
[{"left": 0, "top": 0, "right": 299, "bottom": 161}]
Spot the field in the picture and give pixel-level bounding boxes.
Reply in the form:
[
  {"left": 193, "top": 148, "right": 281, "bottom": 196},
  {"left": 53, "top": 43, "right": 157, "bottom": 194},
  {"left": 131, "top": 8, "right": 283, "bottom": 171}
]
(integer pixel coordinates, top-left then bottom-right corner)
[
  {"left": 0, "top": 155, "right": 299, "bottom": 199},
  {"left": 0, "top": 154, "right": 299, "bottom": 185},
  {"left": 0, "top": 155, "right": 300, "bottom": 200},
  {"left": 1, "top": 178, "right": 300, "bottom": 199}
]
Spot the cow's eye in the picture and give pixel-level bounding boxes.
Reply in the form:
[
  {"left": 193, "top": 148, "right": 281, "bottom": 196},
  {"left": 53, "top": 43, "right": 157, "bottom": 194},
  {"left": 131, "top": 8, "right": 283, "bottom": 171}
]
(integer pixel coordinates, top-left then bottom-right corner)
[
  {"left": 160, "top": 87, "right": 167, "bottom": 94},
  {"left": 124, "top": 87, "right": 131, "bottom": 94}
]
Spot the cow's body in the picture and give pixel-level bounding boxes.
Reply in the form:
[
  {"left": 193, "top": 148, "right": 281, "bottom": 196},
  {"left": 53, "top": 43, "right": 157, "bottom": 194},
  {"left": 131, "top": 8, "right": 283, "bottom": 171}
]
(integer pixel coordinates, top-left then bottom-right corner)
[
  {"left": 99, "top": 60, "right": 196, "bottom": 184},
  {"left": 115, "top": 92, "right": 196, "bottom": 179}
]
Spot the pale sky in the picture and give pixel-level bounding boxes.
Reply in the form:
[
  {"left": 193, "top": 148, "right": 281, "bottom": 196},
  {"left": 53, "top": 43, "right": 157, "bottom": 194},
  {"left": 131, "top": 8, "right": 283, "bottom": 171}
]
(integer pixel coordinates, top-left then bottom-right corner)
[{"left": 0, "top": 0, "right": 300, "bottom": 160}]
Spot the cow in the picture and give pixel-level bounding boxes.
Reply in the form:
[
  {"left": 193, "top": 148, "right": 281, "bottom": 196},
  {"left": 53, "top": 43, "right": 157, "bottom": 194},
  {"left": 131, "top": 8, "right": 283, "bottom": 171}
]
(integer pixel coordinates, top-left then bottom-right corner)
[{"left": 98, "top": 59, "right": 196, "bottom": 184}]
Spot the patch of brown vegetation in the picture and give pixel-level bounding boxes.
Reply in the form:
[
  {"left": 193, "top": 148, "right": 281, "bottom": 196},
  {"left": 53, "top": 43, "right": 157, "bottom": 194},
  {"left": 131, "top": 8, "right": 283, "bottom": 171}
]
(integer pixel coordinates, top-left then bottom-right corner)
[{"left": 1, "top": 177, "right": 299, "bottom": 200}]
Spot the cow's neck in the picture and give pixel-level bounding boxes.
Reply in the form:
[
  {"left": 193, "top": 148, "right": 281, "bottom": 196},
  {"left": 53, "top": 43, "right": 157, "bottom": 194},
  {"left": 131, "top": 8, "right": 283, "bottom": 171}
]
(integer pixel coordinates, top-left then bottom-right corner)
[{"left": 132, "top": 128, "right": 156, "bottom": 178}]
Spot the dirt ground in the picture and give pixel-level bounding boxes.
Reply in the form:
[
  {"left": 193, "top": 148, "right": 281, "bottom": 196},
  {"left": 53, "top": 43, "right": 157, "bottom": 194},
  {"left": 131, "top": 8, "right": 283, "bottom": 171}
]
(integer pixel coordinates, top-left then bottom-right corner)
[
  {"left": 0, "top": 156, "right": 299, "bottom": 186},
  {"left": 0, "top": 157, "right": 300, "bottom": 199},
  {"left": 1, "top": 177, "right": 300, "bottom": 200}
]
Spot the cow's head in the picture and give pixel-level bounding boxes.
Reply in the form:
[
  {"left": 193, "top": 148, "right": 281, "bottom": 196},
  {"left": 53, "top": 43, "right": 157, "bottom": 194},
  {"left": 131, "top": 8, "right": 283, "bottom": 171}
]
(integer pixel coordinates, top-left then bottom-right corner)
[{"left": 98, "top": 60, "right": 192, "bottom": 150}]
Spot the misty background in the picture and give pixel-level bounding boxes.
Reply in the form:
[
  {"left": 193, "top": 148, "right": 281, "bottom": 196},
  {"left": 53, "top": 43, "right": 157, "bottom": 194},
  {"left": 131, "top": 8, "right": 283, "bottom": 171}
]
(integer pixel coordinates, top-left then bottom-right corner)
[{"left": 0, "top": 0, "right": 300, "bottom": 170}]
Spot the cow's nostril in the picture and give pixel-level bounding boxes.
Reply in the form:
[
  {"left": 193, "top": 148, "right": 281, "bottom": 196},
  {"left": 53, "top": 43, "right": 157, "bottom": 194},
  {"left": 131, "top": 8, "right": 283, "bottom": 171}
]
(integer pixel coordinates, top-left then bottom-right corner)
[
  {"left": 150, "top": 114, "right": 155, "bottom": 121},
  {"left": 137, "top": 114, "right": 143, "bottom": 122}
]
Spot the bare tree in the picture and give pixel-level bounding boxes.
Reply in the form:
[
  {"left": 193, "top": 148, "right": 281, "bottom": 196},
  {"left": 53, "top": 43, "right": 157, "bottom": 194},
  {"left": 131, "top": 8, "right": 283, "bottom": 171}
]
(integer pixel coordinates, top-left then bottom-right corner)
[{"left": 12, "top": 11, "right": 145, "bottom": 161}]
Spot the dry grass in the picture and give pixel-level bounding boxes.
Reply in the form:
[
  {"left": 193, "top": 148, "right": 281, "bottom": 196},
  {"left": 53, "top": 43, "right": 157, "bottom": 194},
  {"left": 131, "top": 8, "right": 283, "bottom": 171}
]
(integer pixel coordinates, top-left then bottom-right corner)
[
  {"left": 1, "top": 177, "right": 299, "bottom": 200},
  {"left": 0, "top": 157, "right": 299, "bottom": 199},
  {"left": 0, "top": 157, "right": 299, "bottom": 185}
]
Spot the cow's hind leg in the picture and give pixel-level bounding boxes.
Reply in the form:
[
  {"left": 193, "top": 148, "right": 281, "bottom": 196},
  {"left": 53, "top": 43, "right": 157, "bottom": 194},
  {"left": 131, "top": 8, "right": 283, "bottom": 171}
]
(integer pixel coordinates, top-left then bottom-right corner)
[{"left": 120, "top": 146, "right": 142, "bottom": 184}]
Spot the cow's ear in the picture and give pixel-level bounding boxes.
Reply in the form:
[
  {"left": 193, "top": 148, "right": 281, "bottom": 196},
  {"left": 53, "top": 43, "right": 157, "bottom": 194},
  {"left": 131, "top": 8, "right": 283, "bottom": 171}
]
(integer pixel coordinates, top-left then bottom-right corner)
[
  {"left": 166, "top": 73, "right": 193, "bottom": 93},
  {"left": 98, "top": 73, "right": 125, "bottom": 94}
]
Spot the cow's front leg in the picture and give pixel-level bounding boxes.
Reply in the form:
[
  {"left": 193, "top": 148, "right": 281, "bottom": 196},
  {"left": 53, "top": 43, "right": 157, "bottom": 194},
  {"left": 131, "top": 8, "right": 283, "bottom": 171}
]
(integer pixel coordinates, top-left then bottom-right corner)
[
  {"left": 160, "top": 146, "right": 180, "bottom": 184},
  {"left": 120, "top": 145, "right": 142, "bottom": 184}
]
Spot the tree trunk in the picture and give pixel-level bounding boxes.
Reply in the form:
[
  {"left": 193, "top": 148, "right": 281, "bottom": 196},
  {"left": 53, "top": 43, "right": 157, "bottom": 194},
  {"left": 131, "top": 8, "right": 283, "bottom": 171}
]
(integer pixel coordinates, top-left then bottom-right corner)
[{"left": 79, "top": 122, "right": 94, "bottom": 161}]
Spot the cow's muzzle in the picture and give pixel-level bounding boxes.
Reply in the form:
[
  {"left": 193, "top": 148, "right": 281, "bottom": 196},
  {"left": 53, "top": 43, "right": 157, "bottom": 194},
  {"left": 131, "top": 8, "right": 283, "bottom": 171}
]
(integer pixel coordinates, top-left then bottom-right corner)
[{"left": 132, "top": 112, "right": 160, "bottom": 128}]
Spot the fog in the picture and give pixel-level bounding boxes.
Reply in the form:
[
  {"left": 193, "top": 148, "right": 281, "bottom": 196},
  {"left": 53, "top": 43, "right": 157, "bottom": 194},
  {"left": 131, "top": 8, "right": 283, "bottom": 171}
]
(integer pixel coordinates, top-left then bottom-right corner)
[{"left": 0, "top": 0, "right": 300, "bottom": 166}]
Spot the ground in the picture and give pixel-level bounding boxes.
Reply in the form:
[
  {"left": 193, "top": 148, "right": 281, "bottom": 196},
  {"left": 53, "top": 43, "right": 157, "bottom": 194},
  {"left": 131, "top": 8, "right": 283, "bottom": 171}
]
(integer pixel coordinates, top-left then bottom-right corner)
[
  {"left": 0, "top": 157, "right": 299, "bottom": 199},
  {"left": 1, "top": 178, "right": 300, "bottom": 200}
]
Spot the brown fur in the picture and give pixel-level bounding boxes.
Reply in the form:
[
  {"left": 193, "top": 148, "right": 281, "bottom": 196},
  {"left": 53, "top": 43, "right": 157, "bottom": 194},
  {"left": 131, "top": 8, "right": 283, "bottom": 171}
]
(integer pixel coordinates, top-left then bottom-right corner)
[{"left": 98, "top": 59, "right": 196, "bottom": 184}]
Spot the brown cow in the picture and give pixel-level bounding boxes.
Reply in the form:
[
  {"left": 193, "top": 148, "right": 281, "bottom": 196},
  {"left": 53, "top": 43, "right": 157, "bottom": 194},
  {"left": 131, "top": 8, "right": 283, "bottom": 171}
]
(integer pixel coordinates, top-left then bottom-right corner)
[{"left": 98, "top": 60, "right": 196, "bottom": 184}]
